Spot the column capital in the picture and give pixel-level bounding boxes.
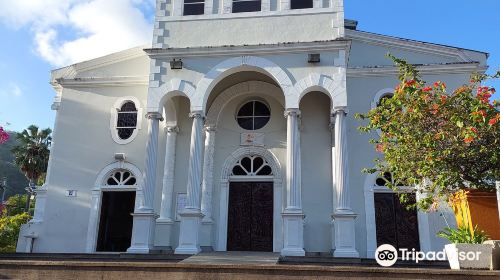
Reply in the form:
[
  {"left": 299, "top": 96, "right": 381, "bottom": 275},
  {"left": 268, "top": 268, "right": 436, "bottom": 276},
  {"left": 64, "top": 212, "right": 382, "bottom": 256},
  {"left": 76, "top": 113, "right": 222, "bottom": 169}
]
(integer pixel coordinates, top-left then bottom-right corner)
[
  {"left": 284, "top": 108, "right": 301, "bottom": 118},
  {"left": 165, "top": 126, "right": 179, "bottom": 133},
  {"left": 189, "top": 111, "right": 205, "bottom": 119},
  {"left": 146, "top": 112, "right": 164, "bottom": 121},
  {"left": 204, "top": 125, "right": 217, "bottom": 132},
  {"left": 332, "top": 106, "right": 348, "bottom": 116}
]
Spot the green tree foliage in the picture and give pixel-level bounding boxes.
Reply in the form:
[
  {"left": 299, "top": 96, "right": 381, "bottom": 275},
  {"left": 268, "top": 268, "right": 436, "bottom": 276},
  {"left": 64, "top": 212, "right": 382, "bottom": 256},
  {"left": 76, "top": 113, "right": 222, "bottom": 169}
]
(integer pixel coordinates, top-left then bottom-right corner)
[
  {"left": 356, "top": 55, "right": 500, "bottom": 210},
  {"left": 4, "top": 195, "right": 32, "bottom": 216},
  {"left": 11, "top": 125, "right": 52, "bottom": 184},
  {"left": 11, "top": 125, "right": 51, "bottom": 211},
  {"left": 0, "top": 212, "right": 31, "bottom": 252}
]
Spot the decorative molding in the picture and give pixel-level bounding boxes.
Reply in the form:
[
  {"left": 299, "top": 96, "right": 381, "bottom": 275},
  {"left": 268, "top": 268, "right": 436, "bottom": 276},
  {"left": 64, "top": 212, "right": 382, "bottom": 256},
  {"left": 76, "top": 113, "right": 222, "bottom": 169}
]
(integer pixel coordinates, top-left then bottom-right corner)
[
  {"left": 148, "top": 78, "right": 196, "bottom": 114},
  {"left": 347, "top": 63, "right": 486, "bottom": 77},
  {"left": 54, "top": 76, "right": 149, "bottom": 87},
  {"left": 216, "top": 147, "right": 283, "bottom": 253},
  {"left": 146, "top": 112, "right": 164, "bottom": 121},
  {"left": 85, "top": 161, "right": 144, "bottom": 253},
  {"left": 145, "top": 40, "right": 350, "bottom": 59},
  {"left": 192, "top": 56, "right": 296, "bottom": 112}
]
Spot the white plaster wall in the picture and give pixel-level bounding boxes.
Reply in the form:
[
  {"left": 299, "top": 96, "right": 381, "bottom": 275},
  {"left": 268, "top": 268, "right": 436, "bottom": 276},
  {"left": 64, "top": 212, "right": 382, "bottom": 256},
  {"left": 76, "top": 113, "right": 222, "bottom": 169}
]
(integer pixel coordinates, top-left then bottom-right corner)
[
  {"left": 348, "top": 40, "right": 459, "bottom": 67},
  {"left": 33, "top": 85, "right": 149, "bottom": 253},
  {"left": 300, "top": 91, "right": 333, "bottom": 253},
  {"left": 159, "top": 11, "right": 341, "bottom": 48}
]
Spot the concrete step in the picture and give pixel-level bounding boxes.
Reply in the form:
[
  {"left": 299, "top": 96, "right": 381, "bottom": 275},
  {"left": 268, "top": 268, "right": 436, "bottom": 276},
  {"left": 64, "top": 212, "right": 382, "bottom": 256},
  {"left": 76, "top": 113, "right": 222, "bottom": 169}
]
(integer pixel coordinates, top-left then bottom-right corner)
[{"left": 0, "top": 256, "right": 498, "bottom": 280}]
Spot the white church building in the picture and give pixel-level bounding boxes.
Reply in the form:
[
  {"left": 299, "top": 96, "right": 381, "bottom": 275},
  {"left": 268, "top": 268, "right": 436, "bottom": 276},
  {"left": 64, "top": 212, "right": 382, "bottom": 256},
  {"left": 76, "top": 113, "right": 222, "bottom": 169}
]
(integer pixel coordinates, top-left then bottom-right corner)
[{"left": 18, "top": 0, "right": 488, "bottom": 258}]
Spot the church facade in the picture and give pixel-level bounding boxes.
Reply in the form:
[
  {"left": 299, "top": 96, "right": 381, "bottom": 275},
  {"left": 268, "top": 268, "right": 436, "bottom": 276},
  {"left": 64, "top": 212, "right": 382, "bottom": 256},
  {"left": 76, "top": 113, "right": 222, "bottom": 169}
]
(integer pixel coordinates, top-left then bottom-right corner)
[{"left": 18, "top": 0, "right": 488, "bottom": 258}]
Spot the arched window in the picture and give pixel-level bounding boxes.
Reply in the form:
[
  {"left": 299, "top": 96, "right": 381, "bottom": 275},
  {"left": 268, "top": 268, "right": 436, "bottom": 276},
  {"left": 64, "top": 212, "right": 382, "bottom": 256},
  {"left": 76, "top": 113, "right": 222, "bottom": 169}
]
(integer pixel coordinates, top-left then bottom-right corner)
[
  {"left": 375, "top": 172, "right": 407, "bottom": 187},
  {"left": 117, "top": 102, "right": 138, "bottom": 140},
  {"left": 232, "top": 155, "right": 273, "bottom": 176},
  {"left": 111, "top": 98, "right": 142, "bottom": 145},
  {"left": 291, "top": 0, "right": 313, "bottom": 9},
  {"left": 105, "top": 170, "right": 137, "bottom": 186},
  {"left": 236, "top": 100, "right": 271, "bottom": 130},
  {"left": 377, "top": 94, "right": 393, "bottom": 107}
]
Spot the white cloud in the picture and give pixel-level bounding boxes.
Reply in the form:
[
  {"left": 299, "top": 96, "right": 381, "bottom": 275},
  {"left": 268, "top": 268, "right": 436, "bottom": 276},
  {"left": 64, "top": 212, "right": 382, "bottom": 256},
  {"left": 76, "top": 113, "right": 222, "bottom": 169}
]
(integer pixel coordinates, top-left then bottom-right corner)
[
  {"left": 0, "top": 83, "right": 23, "bottom": 98},
  {"left": 0, "top": 0, "right": 154, "bottom": 67}
]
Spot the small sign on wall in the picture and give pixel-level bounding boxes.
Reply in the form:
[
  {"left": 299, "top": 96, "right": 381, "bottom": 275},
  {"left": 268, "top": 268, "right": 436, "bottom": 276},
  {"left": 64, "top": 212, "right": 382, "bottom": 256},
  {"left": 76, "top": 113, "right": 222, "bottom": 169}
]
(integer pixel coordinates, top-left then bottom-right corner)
[
  {"left": 241, "top": 133, "right": 265, "bottom": 147},
  {"left": 66, "top": 190, "right": 77, "bottom": 197},
  {"left": 175, "top": 193, "right": 187, "bottom": 221}
]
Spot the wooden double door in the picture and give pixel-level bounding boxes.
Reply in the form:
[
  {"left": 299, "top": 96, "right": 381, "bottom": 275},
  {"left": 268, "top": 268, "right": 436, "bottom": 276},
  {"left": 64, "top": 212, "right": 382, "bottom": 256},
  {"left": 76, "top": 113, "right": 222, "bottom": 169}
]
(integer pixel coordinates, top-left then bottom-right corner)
[
  {"left": 374, "top": 193, "right": 420, "bottom": 251},
  {"left": 227, "top": 182, "right": 273, "bottom": 252}
]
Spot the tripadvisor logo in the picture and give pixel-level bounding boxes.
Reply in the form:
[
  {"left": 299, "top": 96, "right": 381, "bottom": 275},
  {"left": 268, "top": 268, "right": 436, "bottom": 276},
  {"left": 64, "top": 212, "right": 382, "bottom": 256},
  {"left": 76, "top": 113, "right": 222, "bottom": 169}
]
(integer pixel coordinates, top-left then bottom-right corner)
[
  {"left": 375, "top": 244, "right": 482, "bottom": 267},
  {"left": 375, "top": 244, "right": 398, "bottom": 267}
]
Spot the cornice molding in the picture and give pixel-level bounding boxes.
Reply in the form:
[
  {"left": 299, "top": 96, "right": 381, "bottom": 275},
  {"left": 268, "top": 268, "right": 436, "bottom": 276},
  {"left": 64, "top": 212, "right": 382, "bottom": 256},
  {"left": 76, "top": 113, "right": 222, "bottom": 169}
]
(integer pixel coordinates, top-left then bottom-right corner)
[
  {"left": 54, "top": 76, "right": 149, "bottom": 87},
  {"left": 144, "top": 40, "right": 351, "bottom": 59},
  {"left": 346, "top": 30, "right": 487, "bottom": 62},
  {"left": 347, "top": 62, "right": 487, "bottom": 78}
]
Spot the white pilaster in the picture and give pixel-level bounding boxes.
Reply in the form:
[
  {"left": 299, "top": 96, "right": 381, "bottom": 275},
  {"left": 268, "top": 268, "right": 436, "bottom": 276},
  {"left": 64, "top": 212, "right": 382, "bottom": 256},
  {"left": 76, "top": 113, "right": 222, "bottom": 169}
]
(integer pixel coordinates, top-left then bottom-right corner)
[
  {"left": 281, "top": 108, "right": 305, "bottom": 257},
  {"left": 332, "top": 107, "right": 359, "bottom": 258},
  {"left": 201, "top": 126, "right": 216, "bottom": 224},
  {"left": 175, "top": 112, "right": 205, "bottom": 255},
  {"left": 158, "top": 126, "right": 179, "bottom": 224},
  {"left": 128, "top": 112, "right": 162, "bottom": 254}
]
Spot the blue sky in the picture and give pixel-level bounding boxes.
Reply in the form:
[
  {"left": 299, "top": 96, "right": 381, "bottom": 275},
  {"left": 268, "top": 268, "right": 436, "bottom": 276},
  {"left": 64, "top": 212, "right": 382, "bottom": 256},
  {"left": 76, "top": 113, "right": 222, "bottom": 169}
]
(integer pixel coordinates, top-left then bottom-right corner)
[{"left": 0, "top": 0, "right": 498, "bottom": 132}]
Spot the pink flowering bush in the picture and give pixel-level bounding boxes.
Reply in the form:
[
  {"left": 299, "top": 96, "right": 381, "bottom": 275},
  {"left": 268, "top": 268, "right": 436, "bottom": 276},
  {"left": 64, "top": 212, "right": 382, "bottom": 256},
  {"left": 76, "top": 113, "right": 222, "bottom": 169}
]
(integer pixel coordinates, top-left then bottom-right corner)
[{"left": 0, "top": 127, "right": 8, "bottom": 144}]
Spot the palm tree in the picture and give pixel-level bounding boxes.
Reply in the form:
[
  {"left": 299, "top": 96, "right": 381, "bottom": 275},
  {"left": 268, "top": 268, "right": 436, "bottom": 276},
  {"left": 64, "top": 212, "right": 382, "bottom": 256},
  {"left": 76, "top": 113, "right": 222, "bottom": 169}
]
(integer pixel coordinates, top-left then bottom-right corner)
[{"left": 11, "top": 125, "right": 52, "bottom": 213}]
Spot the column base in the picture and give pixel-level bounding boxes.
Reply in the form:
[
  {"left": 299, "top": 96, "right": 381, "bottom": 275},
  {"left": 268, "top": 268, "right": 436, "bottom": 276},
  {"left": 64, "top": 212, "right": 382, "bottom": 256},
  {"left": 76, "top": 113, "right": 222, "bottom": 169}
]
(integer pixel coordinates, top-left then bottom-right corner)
[
  {"left": 332, "top": 210, "right": 359, "bottom": 258},
  {"left": 281, "top": 211, "right": 305, "bottom": 257},
  {"left": 154, "top": 218, "right": 174, "bottom": 248},
  {"left": 127, "top": 212, "right": 158, "bottom": 254},
  {"left": 175, "top": 209, "right": 204, "bottom": 255}
]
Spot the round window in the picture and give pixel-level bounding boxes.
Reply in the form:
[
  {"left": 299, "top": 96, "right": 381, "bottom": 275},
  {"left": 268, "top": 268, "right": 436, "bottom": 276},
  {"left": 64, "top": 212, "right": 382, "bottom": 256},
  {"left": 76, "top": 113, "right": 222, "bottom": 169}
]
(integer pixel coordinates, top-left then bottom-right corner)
[{"left": 236, "top": 100, "right": 271, "bottom": 130}]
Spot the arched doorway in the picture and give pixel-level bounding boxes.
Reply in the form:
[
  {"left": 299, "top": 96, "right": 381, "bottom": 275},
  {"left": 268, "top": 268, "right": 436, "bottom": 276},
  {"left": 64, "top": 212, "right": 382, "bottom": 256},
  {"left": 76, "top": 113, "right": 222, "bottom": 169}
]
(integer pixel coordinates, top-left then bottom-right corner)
[
  {"left": 217, "top": 147, "right": 283, "bottom": 252},
  {"left": 86, "top": 162, "right": 143, "bottom": 253},
  {"left": 227, "top": 155, "right": 274, "bottom": 251}
]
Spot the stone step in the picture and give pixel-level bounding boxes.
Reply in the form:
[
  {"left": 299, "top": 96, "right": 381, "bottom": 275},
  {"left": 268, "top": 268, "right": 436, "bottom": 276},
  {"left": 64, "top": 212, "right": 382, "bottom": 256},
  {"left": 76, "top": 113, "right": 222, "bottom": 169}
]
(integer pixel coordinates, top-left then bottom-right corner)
[{"left": 0, "top": 257, "right": 498, "bottom": 280}]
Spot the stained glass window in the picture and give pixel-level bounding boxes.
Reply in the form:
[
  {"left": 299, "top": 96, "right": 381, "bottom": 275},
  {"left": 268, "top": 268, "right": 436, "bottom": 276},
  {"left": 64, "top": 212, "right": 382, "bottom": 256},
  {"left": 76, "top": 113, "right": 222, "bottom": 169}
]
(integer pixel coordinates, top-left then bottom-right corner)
[{"left": 117, "top": 101, "right": 138, "bottom": 140}]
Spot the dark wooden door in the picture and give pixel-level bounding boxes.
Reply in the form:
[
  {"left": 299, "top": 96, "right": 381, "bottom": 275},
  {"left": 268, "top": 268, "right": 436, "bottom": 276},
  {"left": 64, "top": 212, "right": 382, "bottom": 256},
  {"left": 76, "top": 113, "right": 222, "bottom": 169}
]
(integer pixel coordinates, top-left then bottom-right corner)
[
  {"left": 227, "top": 182, "right": 273, "bottom": 252},
  {"left": 96, "top": 191, "right": 136, "bottom": 252},
  {"left": 374, "top": 193, "right": 420, "bottom": 251}
]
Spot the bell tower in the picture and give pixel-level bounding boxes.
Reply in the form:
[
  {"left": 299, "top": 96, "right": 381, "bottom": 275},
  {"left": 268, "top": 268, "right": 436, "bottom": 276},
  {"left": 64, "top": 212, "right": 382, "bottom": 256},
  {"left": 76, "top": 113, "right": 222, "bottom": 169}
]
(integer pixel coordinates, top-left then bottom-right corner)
[{"left": 152, "top": 0, "right": 345, "bottom": 48}]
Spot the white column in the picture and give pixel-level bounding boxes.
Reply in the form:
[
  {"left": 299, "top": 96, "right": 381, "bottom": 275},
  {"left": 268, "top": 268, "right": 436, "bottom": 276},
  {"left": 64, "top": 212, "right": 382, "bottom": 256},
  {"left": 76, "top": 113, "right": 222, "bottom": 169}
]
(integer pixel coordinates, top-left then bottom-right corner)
[
  {"left": 201, "top": 126, "right": 216, "bottom": 223},
  {"left": 158, "top": 126, "right": 179, "bottom": 223},
  {"left": 332, "top": 106, "right": 359, "bottom": 258},
  {"left": 175, "top": 111, "right": 205, "bottom": 255},
  {"left": 281, "top": 108, "right": 305, "bottom": 256},
  {"left": 329, "top": 115, "right": 337, "bottom": 251},
  {"left": 128, "top": 112, "right": 162, "bottom": 254}
]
